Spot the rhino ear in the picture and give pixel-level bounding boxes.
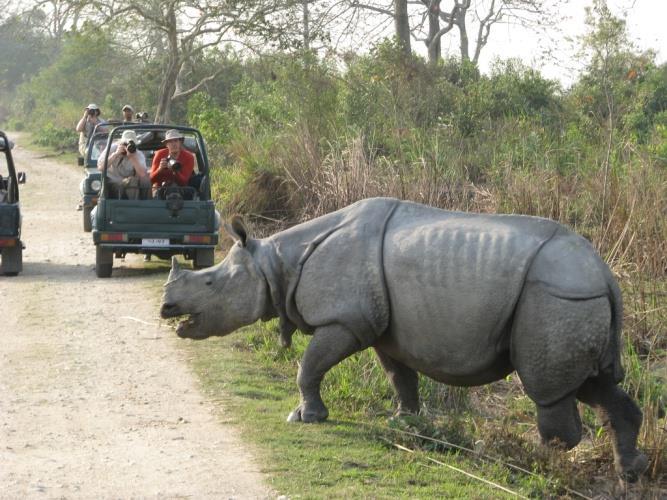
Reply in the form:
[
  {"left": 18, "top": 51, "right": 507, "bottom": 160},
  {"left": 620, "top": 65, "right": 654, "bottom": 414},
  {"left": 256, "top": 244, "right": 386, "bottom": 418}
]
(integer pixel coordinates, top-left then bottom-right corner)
[
  {"left": 226, "top": 215, "right": 248, "bottom": 247},
  {"left": 168, "top": 256, "right": 182, "bottom": 281}
]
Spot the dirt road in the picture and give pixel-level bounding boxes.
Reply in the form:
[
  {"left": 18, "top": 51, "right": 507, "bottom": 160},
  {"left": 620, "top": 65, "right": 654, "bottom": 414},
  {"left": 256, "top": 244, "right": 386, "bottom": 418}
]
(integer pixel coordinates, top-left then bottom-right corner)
[{"left": 0, "top": 136, "right": 273, "bottom": 498}]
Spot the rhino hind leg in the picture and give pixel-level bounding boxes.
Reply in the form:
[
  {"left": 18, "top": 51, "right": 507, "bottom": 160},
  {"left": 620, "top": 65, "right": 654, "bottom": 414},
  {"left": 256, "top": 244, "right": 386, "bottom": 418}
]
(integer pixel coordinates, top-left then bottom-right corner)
[
  {"left": 374, "top": 348, "right": 419, "bottom": 415},
  {"left": 511, "top": 283, "right": 611, "bottom": 407},
  {"left": 287, "top": 324, "right": 364, "bottom": 423},
  {"left": 577, "top": 373, "right": 648, "bottom": 482},
  {"left": 512, "top": 284, "right": 647, "bottom": 480},
  {"left": 536, "top": 394, "right": 582, "bottom": 449}
]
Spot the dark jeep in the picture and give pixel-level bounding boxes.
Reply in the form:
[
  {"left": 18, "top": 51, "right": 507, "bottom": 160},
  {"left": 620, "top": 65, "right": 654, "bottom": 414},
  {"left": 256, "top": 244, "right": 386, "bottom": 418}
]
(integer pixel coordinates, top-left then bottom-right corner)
[
  {"left": 79, "top": 121, "right": 118, "bottom": 232},
  {"left": 0, "top": 131, "right": 27, "bottom": 276},
  {"left": 92, "top": 124, "right": 220, "bottom": 278}
]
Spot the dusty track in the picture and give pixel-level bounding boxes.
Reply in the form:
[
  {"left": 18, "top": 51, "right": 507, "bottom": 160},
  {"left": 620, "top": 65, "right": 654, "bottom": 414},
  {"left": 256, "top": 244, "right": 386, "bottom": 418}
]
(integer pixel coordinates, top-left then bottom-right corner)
[{"left": 0, "top": 135, "right": 272, "bottom": 499}]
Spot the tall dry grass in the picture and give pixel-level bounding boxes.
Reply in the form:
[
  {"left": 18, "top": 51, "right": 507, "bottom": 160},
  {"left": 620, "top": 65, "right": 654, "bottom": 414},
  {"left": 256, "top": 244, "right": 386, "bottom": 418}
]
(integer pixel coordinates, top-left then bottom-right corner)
[{"left": 266, "top": 124, "right": 666, "bottom": 484}]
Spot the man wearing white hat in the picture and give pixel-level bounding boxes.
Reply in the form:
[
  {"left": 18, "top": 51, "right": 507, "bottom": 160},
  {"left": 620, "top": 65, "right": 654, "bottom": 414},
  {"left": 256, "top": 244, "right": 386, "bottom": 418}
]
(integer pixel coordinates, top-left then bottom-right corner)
[
  {"left": 97, "top": 129, "right": 150, "bottom": 200},
  {"left": 76, "top": 103, "right": 106, "bottom": 157}
]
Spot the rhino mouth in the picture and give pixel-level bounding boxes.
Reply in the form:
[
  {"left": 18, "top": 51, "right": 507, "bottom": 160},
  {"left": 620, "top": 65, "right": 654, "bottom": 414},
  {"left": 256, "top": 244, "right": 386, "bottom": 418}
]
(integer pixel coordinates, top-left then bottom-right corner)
[{"left": 176, "top": 313, "right": 209, "bottom": 339}]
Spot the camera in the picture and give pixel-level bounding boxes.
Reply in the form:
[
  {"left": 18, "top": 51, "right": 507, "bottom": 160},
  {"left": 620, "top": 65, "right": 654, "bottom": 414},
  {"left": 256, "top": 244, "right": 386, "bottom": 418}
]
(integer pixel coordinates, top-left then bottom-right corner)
[
  {"left": 87, "top": 109, "right": 96, "bottom": 116},
  {"left": 121, "top": 140, "right": 137, "bottom": 155},
  {"left": 167, "top": 156, "right": 181, "bottom": 171}
]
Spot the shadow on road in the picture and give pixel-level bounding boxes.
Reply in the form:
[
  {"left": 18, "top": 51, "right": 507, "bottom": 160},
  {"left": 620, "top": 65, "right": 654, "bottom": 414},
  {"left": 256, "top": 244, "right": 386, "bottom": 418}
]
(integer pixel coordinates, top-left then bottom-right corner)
[{"left": 2, "top": 261, "right": 175, "bottom": 282}]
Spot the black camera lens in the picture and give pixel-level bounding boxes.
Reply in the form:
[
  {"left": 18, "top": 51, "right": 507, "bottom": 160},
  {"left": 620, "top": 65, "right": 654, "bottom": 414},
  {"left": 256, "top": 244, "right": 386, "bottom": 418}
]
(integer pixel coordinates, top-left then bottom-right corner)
[
  {"left": 167, "top": 157, "right": 181, "bottom": 171},
  {"left": 126, "top": 140, "right": 137, "bottom": 153}
]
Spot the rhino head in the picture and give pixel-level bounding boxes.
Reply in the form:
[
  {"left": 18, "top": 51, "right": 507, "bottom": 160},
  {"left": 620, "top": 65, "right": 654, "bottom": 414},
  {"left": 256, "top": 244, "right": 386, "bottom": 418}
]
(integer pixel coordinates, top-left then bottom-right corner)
[{"left": 160, "top": 217, "right": 270, "bottom": 339}]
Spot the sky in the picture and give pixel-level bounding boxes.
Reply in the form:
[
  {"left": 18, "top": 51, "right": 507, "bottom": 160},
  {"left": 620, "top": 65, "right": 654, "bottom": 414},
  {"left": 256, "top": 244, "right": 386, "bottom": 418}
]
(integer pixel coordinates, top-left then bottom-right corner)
[{"left": 454, "top": 0, "right": 667, "bottom": 87}]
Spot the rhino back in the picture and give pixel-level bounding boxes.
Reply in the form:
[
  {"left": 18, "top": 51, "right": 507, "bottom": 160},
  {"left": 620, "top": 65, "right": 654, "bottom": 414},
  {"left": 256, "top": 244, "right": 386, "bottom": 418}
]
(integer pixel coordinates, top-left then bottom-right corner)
[{"left": 381, "top": 203, "right": 559, "bottom": 381}]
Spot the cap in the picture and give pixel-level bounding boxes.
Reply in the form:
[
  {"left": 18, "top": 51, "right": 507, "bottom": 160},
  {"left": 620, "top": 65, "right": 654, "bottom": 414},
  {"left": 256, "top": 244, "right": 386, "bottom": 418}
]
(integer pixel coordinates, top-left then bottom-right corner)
[
  {"left": 162, "top": 129, "right": 185, "bottom": 142},
  {"left": 86, "top": 103, "right": 100, "bottom": 110},
  {"left": 120, "top": 130, "right": 138, "bottom": 143},
  {"left": 122, "top": 104, "right": 134, "bottom": 112}
]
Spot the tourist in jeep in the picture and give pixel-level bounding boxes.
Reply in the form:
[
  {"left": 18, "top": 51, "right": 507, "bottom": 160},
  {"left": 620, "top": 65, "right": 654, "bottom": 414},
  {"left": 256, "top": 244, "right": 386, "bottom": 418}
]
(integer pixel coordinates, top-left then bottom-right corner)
[
  {"left": 97, "top": 129, "right": 150, "bottom": 200},
  {"left": 149, "top": 129, "right": 194, "bottom": 194},
  {"left": 76, "top": 103, "right": 106, "bottom": 157},
  {"left": 121, "top": 104, "right": 135, "bottom": 123}
]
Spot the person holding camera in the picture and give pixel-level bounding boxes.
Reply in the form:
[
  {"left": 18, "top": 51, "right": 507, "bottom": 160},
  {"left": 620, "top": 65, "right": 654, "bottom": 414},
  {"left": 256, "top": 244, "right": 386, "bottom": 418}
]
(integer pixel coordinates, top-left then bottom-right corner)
[
  {"left": 136, "top": 111, "right": 150, "bottom": 123},
  {"left": 97, "top": 129, "right": 150, "bottom": 200},
  {"left": 150, "top": 129, "right": 195, "bottom": 193},
  {"left": 76, "top": 103, "right": 106, "bottom": 157}
]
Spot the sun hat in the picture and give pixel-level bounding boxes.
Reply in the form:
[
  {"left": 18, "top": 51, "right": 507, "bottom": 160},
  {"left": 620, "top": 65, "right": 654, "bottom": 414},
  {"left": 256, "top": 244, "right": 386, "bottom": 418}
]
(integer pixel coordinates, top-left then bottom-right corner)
[
  {"left": 86, "top": 103, "right": 100, "bottom": 110},
  {"left": 122, "top": 104, "right": 134, "bottom": 112},
  {"left": 162, "top": 129, "right": 185, "bottom": 142},
  {"left": 120, "top": 130, "right": 138, "bottom": 143}
]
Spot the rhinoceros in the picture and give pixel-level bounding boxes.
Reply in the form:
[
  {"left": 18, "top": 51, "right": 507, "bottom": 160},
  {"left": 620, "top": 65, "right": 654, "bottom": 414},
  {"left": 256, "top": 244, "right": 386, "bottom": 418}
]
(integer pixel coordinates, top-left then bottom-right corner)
[{"left": 160, "top": 197, "right": 647, "bottom": 479}]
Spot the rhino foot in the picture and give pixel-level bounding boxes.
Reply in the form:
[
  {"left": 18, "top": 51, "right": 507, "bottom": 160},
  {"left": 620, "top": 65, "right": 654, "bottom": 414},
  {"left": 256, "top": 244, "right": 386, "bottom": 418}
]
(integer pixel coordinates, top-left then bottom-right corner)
[
  {"left": 617, "top": 452, "right": 648, "bottom": 483},
  {"left": 286, "top": 403, "right": 329, "bottom": 423}
]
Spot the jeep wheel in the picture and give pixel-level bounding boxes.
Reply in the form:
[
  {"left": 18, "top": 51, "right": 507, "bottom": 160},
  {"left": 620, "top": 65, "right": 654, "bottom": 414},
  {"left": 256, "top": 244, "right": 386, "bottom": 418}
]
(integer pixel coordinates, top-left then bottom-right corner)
[
  {"left": 193, "top": 248, "right": 214, "bottom": 269},
  {"left": 95, "top": 246, "right": 113, "bottom": 278},
  {"left": 2, "top": 245, "right": 23, "bottom": 276},
  {"left": 83, "top": 205, "right": 92, "bottom": 232}
]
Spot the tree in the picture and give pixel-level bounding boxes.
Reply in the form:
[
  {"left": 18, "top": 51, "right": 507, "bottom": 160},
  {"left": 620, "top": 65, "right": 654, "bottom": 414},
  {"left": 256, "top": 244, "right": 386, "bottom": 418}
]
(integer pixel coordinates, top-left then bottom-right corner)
[
  {"left": 420, "top": 0, "right": 567, "bottom": 66},
  {"left": 573, "top": 0, "right": 650, "bottom": 229},
  {"left": 0, "top": 14, "right": 54, "bottom": 93},
  {"left": 17, "top": 0, "right": 93, "bottom": 39},
  {"left": 17, "top": 25, "right": 125, "bottom": 107},
  {"left": 349, "top": 1, "right": 566, "bottom": 66},
  {"left": 88, "top": 0, "right": 290, "bottom": 123}
]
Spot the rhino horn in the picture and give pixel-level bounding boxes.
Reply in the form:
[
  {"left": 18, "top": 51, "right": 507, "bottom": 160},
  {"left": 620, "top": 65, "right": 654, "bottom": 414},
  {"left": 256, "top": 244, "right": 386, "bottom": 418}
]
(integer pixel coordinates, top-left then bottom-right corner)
[{"left": 225, "top": 215, "right": 248, "bottom": 247}]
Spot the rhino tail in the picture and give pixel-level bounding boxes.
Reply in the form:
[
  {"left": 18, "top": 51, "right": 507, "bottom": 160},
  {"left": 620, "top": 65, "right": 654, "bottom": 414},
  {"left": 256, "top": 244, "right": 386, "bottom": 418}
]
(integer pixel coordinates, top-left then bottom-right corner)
[{"left": 605, "top": 266, "right": 625, "bottom": 384}]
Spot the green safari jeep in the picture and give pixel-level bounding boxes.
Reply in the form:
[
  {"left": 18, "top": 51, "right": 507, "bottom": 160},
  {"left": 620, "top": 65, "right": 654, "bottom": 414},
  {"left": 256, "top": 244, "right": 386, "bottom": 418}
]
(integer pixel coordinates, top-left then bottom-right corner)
[
  {"left": 0, "top": 131, "right": 27, "bottom": 276},
  {"left": 79, "top": 122, "right": 116, "bottom": 232},
  {"left": 92, "top": 124, "right": 220, "bottom": 278}
]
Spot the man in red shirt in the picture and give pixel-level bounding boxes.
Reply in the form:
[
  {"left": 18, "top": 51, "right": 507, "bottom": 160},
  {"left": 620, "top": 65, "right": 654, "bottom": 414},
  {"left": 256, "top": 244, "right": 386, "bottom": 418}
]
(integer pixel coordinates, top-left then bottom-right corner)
[{"left": 150, "top": 129, "right": 195, "bottom": 192}]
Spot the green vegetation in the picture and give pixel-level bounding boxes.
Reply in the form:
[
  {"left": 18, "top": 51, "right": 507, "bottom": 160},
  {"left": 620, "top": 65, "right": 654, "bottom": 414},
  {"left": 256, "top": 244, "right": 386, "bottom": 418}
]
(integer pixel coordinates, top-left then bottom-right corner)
[
  {"left": 3, "top": 0, "right": 666, "bottom": 496},
  {"left": 184, "top": 322, "right": 606, "bottom": 498}
]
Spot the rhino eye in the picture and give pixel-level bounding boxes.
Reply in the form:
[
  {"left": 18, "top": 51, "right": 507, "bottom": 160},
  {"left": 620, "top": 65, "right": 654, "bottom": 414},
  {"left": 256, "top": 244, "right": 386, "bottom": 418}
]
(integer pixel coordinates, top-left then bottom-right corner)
[{"left": 205, "top": 278, "right": 213, "bottom": 286}]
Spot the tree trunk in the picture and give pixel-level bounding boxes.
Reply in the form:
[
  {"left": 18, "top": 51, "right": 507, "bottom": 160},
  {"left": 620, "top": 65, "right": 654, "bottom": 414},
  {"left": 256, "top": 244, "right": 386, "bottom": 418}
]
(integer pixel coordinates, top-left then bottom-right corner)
[
  {"left": 427, "top": 0, "right": 441, "bottom": 65},
  {"left": 394, "top": 0, "right": 411, "bottom": 55},
  {"left": 303, "top": 0, "right": 310, "bottom": 51},
  {"left": 458, "top": 20, "right": 470, "bottom": 62},
  {"left": 154, "top": 6, "right": 179, "bottom": 124},
  {"left": 154, "top": 58, "right": 180, "bottom": 124}
]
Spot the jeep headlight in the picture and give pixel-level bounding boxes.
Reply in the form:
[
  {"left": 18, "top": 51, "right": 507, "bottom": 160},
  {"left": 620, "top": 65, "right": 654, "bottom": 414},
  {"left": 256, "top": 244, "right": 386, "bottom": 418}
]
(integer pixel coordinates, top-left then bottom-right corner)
[{"left": 91, "top": 179, "right": 102, "bottom": 192}]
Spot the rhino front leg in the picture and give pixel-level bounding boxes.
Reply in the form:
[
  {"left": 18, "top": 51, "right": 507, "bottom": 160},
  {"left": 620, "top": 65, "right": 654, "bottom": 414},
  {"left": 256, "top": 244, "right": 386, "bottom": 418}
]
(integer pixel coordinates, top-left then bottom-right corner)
[
  {"left": 287, "top": 324, "right": 363, "bottom": 423},
  {"left": 374, "top": 348, "right": 419, "bottom": 415}
]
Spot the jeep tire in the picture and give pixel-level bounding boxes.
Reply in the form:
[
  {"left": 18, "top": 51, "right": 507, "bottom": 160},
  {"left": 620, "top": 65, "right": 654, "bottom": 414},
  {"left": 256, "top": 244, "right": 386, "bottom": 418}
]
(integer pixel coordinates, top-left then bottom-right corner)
[
  {"left": 95, "top": 246, "right": 113, "bottom": 278},
  {"left": 83, "top": 205, "right": 92, "bottom": 232},
  {"left": 193, "top": 248, "right": 214, "bottom": 269},
  {"left": 1, "top": 244, "right": 22, "bottom": 276}
]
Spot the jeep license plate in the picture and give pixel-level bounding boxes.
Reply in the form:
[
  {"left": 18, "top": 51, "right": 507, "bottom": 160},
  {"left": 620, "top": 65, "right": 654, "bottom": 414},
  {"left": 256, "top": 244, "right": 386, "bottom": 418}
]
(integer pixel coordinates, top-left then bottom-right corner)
[{"left": 142, "top": 238, "right": 169, "bottom": 247}]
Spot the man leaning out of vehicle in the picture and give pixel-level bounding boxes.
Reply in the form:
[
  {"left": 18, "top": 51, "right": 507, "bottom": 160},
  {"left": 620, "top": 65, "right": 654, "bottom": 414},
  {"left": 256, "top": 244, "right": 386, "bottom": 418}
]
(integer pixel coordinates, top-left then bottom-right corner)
[
  {"left": 150, "top": 129, "right": 195, "bottom": 195},
  {"left": 97, "top": 130, "right": 150, "bottom": 200}
]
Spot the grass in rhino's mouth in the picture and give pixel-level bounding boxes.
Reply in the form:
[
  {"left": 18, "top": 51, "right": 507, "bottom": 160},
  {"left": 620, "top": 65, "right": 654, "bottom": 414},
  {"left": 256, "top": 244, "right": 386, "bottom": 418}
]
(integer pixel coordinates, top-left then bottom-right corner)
[{"left": 176, "top": 313, "right": 201, "bottom": 335}]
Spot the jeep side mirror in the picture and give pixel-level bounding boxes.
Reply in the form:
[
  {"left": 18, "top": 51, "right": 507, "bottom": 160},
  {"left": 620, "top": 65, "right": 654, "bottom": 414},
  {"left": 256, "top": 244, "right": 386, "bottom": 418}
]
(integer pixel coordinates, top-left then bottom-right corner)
[
  {"left": 77, "top": 156, "right": 84, "bottom": 166},
  {"left": 17, "top": 172, "right": 26, "bottom": 184}
]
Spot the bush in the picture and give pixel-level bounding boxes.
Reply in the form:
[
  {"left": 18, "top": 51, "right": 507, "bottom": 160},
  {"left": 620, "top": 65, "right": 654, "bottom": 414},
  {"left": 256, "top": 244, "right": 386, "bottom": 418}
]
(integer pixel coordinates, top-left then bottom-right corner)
[{"left": 33, "top": 123, "right": 77, "bottom": 150}]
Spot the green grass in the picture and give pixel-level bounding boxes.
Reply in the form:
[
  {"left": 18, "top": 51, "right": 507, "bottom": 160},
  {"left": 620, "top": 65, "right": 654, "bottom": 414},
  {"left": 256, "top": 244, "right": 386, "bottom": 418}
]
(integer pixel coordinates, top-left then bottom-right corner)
[
  {"left": 177, "top": 319, "right": 648, "bottom": 498},
  {"left": 19, "top": 132, "right": 79, "bottom": 166}
]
